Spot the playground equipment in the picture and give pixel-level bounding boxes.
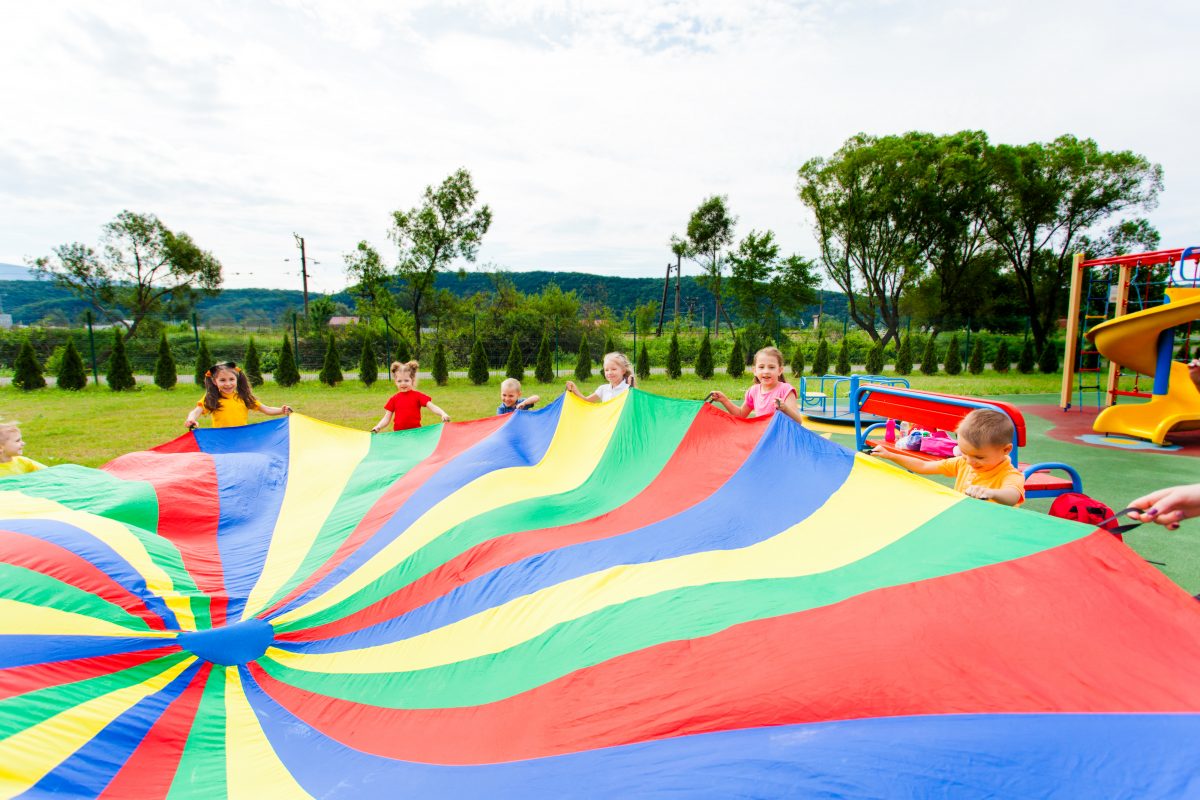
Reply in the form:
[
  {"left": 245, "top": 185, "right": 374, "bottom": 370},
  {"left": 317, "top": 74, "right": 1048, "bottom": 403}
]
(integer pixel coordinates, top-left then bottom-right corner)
[
  {"left": 1061, "top": 247, "right": 1200, "bottom": 444},
  {"left": 800, "top": 373, "right": 909, "bottom": 425}
]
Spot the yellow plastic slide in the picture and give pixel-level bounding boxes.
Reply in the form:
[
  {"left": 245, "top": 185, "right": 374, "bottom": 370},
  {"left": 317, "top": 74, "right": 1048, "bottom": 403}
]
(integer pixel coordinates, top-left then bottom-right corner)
[{"left": 1086, "top": 288, "right": 1200, "bottom": 444}]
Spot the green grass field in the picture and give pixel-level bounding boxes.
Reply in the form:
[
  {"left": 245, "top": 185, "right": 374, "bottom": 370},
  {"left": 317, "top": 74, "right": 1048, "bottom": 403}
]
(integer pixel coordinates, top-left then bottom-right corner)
[{"left": 4, "top": 368, "right": 1198, "bottom": 593}]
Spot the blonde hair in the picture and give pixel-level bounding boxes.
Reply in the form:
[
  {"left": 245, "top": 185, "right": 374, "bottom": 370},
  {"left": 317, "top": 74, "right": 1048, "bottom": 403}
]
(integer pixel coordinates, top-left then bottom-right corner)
[
  {"left": 752, "top": 346, "right": 786, "bottom": 384},
  {"left": 390, "top": 360, "right": 420, "bottom": 386},
  {"left": 500, "top": 377, "right": 522, "bottom": 392},
  {"left": 603, "top": 351, "right": 635, "bottom": 387},
  {"left": 0, "top": 420, "right": 19, "bottom": 440},
  {"left": 957, "top": 408, "right": 1015, "bottom": 449}
]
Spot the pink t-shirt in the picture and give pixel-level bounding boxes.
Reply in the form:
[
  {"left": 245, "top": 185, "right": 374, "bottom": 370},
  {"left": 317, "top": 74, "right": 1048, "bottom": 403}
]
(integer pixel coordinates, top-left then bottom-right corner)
[{"left": 743, "top": 381, "right": 797, "bottom": 417}]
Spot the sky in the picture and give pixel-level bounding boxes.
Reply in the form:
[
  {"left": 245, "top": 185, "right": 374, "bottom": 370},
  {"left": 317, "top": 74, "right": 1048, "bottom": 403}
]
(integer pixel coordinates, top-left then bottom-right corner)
[{"left": 2, "top": 0, "right": 1197, "bottom": 294}]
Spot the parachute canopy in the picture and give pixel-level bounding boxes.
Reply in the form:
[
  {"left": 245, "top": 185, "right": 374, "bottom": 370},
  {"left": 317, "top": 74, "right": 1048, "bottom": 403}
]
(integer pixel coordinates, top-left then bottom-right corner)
[{"left": 2, "top": 390, "right": 1199, "bottom": 798}]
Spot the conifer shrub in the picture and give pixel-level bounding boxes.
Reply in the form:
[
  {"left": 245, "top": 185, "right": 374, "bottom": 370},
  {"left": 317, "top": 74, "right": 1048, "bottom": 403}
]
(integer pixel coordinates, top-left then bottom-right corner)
[
  {"left": 1038, "top": 341, "right": 1060, "bottom": 374},
  {"left": 666, "top": 332, "right": 682, "bottom": 379},
  {"left": 154, "top": 332, "right": 177, "bottom": 390},
  {"left": 574, "top": 333, "right": 592, "bottom": 382},
  {"left": 244, "top": 338, "right": 263, "bottom": 386},
  {"left": 1017, "top": 338, "right": 1036, "bottom": 374},
  {"left": 395, "top": 336, "right": 412, "bottom": 363},
  {"left": 274, "top": 336, "right": 300, "bottom": 387},
  {"left": 920, "top": 335, "right": 939, "bottom": 375},
  {"left": 535, "top": 332, "right": 554, "bottom": 383},
  {"left": 944, "top": 334, "right": 962, "bottom": 376},
  {"left": 695, "top": 332, "right": 714, "bottom": 379},
  {"left": 106, "top": 331, "right": 136, "bottom": 391},
  {"left": 358, "top": 335, "right": 378, "bottom": 386},
  {"left": 194, "top": 337, "right": 212, "bottom": 386},
  {"left": 505, "top": 334, "right": 524, "bottom": 382},
  {"left": 57, "top": 338, "right": 88, "bottom": 390},
  {"left": 836, "top": 338, "right": 851, "bottom": 375},
  {"left": 13, "top": 340, "right": 46, "bottom": 391},
  {"left": 727, "top": 336, "right": 745, "bottom": 378},
  {"left": 791, "top": 341, "right": 806, "bottom": 379},
  {"left": 994, "top": 339, "right": 1012, "bottom": 373},
  {"left": 969, "top": 337, "right": 985, "bottom": 375},
  {"left": 637, "top": 342, "right": 650, "bottom": 381},
  {"left": 895, "top": 335, "right": 913, "bottom": 375},
  {"left": 812, "top": 336, "right": 829, "bottom": 375},
  {"left": 866, "top": 342, "right": 884, "bottom": 375},
  {"left": 319, "top": 332, "right": 343, "bottom": 385},
  {"left": 432, "top": 340, "right": 449, "bottom": 386},
  {"left": 468, "top": 337, "right": 489, "bottom": 385}
]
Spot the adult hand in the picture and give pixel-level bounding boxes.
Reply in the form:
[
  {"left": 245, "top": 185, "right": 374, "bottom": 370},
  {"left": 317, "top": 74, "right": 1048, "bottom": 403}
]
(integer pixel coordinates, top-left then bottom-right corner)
[{"left": 1127, "top": 483, "right": 1200, "bottom": 529}]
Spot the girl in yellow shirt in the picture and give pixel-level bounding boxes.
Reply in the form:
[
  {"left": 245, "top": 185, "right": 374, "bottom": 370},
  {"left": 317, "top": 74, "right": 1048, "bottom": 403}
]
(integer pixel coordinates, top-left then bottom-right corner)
[{"left": 185, "top": 362, "right": 293, "bottom": 429}]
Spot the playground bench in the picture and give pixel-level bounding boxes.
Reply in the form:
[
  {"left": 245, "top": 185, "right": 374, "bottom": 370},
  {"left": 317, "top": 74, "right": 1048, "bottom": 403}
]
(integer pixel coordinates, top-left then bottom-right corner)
[{"left": 851, "top": 385, "right": 1082, "bottom": 500}]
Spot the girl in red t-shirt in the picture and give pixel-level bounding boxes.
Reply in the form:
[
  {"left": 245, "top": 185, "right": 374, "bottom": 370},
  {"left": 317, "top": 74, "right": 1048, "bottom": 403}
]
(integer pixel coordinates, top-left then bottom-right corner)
[{"left": 370, "top": 361, "right": 451, "bottom": 433}]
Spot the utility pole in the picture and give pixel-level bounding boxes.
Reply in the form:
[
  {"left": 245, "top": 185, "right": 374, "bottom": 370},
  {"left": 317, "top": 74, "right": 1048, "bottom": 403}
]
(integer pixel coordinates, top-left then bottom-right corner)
[
  {"left": 293, "top": 233, "right": 310, "bottom": 314},
  {"left": 656, "top": 262, "right": 671, "bottom": 336},
  {"left": 673, "top": 258, "right": 682, "bottom": 325}
]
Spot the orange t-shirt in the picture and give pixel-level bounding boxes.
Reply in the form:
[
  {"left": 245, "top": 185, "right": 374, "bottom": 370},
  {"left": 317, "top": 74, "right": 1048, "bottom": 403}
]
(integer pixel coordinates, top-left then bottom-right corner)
[{"left": 934, "top": 456, "right": 1026, "bottom": 507}]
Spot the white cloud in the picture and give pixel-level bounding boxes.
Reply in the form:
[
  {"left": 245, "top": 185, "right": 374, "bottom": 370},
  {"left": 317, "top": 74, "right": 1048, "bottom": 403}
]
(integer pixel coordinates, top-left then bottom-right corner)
[{"left": 1, "top": 0, "right": 1196, "bottom": 293}]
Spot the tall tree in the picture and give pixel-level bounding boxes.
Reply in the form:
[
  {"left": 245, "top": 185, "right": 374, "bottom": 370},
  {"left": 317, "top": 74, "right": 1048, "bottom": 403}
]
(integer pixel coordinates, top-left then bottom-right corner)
[
  {"left": 983, "top": 135, "right": 1162, "bottom": 349},
  {"left": 726, "top": 229, "right": 820, "bottom": 341},
  {"left": 684, "top": 196, "right": 736, "bottom": 337},
  {"left": 31, "top": 210, "right": 222, "bottom": 338}
]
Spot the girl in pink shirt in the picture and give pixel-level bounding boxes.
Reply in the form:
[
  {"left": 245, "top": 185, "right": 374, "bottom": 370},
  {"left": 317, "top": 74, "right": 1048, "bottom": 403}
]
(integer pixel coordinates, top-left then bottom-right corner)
[{"left": 709, "top": 346, "right": 803, "bottom": 423}]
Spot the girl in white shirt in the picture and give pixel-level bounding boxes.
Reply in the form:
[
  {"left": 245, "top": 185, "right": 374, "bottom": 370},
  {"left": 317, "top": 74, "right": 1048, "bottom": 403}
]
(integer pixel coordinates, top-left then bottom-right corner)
[{"left": 566, "top": 351, "right": 636, "bottom": 403}]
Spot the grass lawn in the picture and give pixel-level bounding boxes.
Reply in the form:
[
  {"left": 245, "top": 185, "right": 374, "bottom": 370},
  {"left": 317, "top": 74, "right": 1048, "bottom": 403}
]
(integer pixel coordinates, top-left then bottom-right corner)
[{"left": 4, "top": 368, "right": 1198, "bottom": 593}]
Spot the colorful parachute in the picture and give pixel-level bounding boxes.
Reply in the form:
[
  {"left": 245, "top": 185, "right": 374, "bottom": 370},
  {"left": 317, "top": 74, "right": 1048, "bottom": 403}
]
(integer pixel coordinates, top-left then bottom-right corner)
[{"left": 2, "top": 390, "right": 1200, "bottom": 798}]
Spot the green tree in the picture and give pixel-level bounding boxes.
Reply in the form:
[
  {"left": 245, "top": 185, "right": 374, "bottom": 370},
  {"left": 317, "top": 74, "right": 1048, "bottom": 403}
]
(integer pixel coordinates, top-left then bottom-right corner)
[
  {"left": 866, "top": 342, "right": 884, "bottom": 375},
  {"left": 602, "top": 333, "right": 618, "bottom": 358},
  {"left": 244, "top": 337, "right": 263, "bottom": 386},
  {"left": 695, "top": 332, "right": 714, "bottom": 379},
  {"left": 812, "top": 336, "right": 830, "bottom": 375},
  {"left": 395, "top": 335, "right": 412, "bottom": 364},
  {"left": 920, "top": 335, "right": 939, "bottom": 375},
  {"left": 666, "top": 332, "right": 682, "bottom": 379},
  {"left": 57, "top": 338, "right": 88, "bottom": 390},
  {"left": 432, "top": 340, "right": 449, "bottom": 386},
  {"left": 13, "top": 340, "right": 46, "bottom": 390},
  {"left": 984, "top": 135, "right": 1162, "bottom": 350},
  {"left": 836, "top": 338, "right": 851, "bottom": 375},
  {"left": 969, "top": 337, "right": 985, "bottom": 374},
  {"left": 307, "top": 295, "right": 337, "bottom": 330},
  {"left": 194, "top": 337, "right": 212, "bottom": 386},
  {"left": 534, "top": 332, "right": 553, "bottom": 383},
  {"left": 574, "top": 333, "right": 592, "bottom": 382},
  {"left": 30, "top": 210, "right": 223, "bottom": 338},
  {"left": 637, "top": 342, "right": 651, "bottom": 381},
  {"left": 792, "top": 340, "right": 806, "bottom": 379},
  {"left": 895, "top": 335, "right": 914, "bottom": 376},
  {"left": 468, "top": 337, "right": 490, "bottom": 385},
  {"left": 1039, "top": 341, "right": 1060, "bottom": 374},
  {"left": 274, "top": 336, "right": 300, "bottom": 387},
  {"left": 994, "top": 339, "right": 1012, "bottom": 373},
  {"left": 727, "top": 229, "right": 820, "bottom": 339},
  {"left": 359, "top": 335, "right": 378, "bottom": 386},
  {"left": 345, "top": 169, "right": 492, "bottom": 348},
  {"left": 1017, "top": 338, "right": 1036, "bottom": 374},
  {"left": 944, "top": 334, "right": 962, "bottom": 375},
  {"left": 106, "top": 330, "right": 136, "bottom": 391},
  {"left": 153, "top": 332, "right": 177, "bottom": 389},
  {"left": 319, "top": 332, "right": 343, "bottom": 385},
  {"left": 505, "top": 334, "right": 524, "bottom": 382},
  {"left": 684, "top": 195, "right": 736, "bottom": 336},
  {"left": 727, "top": 336, "right": 745, "bottom": 378}
]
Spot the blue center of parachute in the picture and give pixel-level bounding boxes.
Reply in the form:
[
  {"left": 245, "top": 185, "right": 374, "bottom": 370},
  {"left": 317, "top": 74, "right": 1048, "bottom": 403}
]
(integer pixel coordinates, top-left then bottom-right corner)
[{"left": 177, "top": 618, "right": 275, "bottom": 666}]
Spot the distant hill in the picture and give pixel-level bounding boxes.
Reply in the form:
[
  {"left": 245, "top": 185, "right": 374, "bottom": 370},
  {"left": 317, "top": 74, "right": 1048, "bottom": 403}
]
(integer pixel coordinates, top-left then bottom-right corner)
[
  {"left": 0, "top": 263, "right": 33, "bottom": 281},
  {"left": 0, "top": 271, "right": 846, "bottom": 327}
]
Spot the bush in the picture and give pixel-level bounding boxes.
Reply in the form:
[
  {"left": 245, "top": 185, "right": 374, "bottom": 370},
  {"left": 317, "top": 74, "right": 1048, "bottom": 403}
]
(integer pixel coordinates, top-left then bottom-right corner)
[
  {"left": 358, "top": 335, "right": 378, "bottom": 386},
  {"left": 468, "top": 337, "right": 489, "bottom": 385},
  {"left": 836, "top": 338, "right": 851, "bottom": 375},
  {"left": 1017, "top": 338, "right": 1035, "bottom": 374},
  {"left": 944, "top": 334, "right": 962, "bottom": 376},
  {"left": 637, "top": 342, "right": 651, "bottom": 381},
  {"left": 969, "top": 337, "right": 984, "bottom": 375},
  {"left": 920, "top": 335, "right": 939, "bottom": 375},
  {"left": 1039, "top": 341, "right": 1060, "bottom": 374},
  {"left": 194, "top": 337, "right": 212, "bottom": 386},
  {"left": 866, "top": 342, "right": 884, "bottom": 375},
  {"left": 57, "top": 337, "right": 88, "bottom": 390},
  {"left": 791, "top": 341, "right": 806, "bottom": 379},
  {"left": 895, "top": 335, "right": 913, "bottom": 375},
  {"left": 244, "top": 337, "right": 264, "bottom": 386},
  {"left": 666, "top": 332, "right": 682, "bottom": 379},
  {"left": 505, "top": 334, "right": 524, "bottom": 382},
  {"left": 106, "top": 331, "right": 136, "bottom": 391},
  {"left": 13, "top": 340, "right": 46, "bottom": 390},
  {"left": 994, "top": 339, "right": 1012, "bottom": 373},
  {"left": 274, "top": 336, "right": 301, "bottom": 387},
  {"left": 574, "top": 333, "right": 592, "bottom": 382},
  {"left": 812, "top": 336, "right": 829, "bottom": 375},
  {"left": 154, "top": 332, "right": 177, "bottom": 390},
  {"left": 695, "top": 332, "right": 714, "bottom": 379},
  {"left": 433, "top": 340, "right": 449, "bottom": 386},
  {"left": 535, "top": 332, "right": 554, "bottom": 383},
  {"left": 727, "top": 336, "right": 745, "bottom": 378},
  {"left": 603, "top": 334, "right": 618, "bottom": 358},
  {"left": 319, "top": 332, "right": 343, "bottom": 385},
  {"left": 395, "top": 336, "right": 412, "bottom": 364}
]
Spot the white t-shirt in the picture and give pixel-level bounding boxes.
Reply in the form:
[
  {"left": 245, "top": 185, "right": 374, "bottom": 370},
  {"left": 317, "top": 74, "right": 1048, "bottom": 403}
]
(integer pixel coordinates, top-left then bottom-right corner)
[{"left": 594, "top": 381, "right": 630, "bottom": 402}]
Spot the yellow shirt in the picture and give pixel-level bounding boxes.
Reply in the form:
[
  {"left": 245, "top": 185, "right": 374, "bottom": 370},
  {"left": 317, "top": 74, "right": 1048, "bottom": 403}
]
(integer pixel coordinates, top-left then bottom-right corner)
[
  {"left": 0, "top": 456, "right": 46, "bottom": 476},
  {"left": 935, "top": 456, "right": 1026, "bottom": 507},
  {"left": 197, "top": 394, "right": 261, "bottom": 428}
]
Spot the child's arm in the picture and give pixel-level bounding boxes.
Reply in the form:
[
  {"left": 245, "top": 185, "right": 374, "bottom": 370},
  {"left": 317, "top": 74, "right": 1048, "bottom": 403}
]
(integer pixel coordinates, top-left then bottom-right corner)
[
  {"left": 258, "top": 403, "right": 293, "bottom": 417},
  {"left": 371, "top": 410, "right": 393, "bottom": 434},
  {"left": 707, "top": 390, "right": 749, "bottom": 418},
  {"left": 518, "top": 394, "right": 540, "bottom": 409},
  {"left": 185, "top": 405, "right": 204, "bottom": 430},
  {"left": 963, "top": 483, "right": 1023, "bottom": 506},
  {"left": 774, "top": 392, "right": 803, "bottom": 424},
  {"left": 425, "top": 401, "right": 452, "bottom": 423},
  {"left": 869, "top": 446, "right": 944, "bottom": 475},
  {"left": 564, "top": 381, "right": 599, "bottom": 403}
]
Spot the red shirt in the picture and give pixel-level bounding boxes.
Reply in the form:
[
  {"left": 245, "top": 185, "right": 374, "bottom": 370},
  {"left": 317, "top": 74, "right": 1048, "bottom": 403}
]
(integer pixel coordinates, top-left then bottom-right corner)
[{"left": 384, "top": 390, "right": 431, "bottom": 430}]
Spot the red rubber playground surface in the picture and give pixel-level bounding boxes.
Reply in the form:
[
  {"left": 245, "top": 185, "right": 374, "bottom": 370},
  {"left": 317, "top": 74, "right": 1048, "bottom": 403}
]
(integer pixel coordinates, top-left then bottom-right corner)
[{"left": 1023, "top": 403, "right": 1200, "bottom": 457}]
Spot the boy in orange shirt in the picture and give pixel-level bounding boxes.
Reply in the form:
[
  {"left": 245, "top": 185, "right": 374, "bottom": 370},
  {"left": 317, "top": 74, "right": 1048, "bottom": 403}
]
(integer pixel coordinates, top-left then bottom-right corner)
[{"left": 870, "top": 408, "right": 1025, "bottom": 507}]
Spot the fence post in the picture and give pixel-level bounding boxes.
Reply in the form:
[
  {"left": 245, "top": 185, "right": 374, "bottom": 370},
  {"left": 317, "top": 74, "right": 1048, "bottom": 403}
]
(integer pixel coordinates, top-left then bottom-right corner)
[
  {"left": 191, "top": 312, "right": 200, "bottom": 350},
  {"left": 86, "top": 310, "right": 99, "bottom": 385}
]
